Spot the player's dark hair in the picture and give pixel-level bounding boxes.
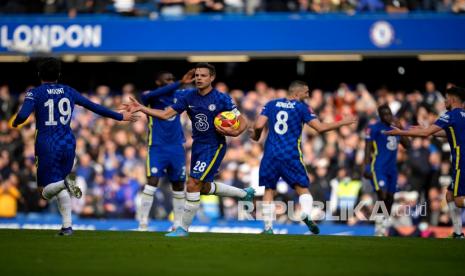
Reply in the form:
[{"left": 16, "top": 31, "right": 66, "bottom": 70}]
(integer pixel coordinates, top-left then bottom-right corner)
[
  {"left": 288, "top": 80, "right": 308, "bottom": 94},
  {"left": 37, "top": 57, "right": 61, "bottom": 82},
  {"left": 195, "top": 63, "right": 216, "bottom": 76},
  {"left": 445, "top": 86, "right": 465, "bottom": 102},
  {"left": 155, "top": 70, "right": 173, "bottom": 81},
  {"left": 377, "top": 104, "right": 391, "bottom": 114}
]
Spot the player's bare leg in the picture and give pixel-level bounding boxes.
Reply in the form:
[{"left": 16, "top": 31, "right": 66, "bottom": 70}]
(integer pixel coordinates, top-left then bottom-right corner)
[
  {"left": 138, "top": 176, "right": 159, "bottom": 231},
  {"left": 262, "top": 188, "right": 275, "bottom": 234},
  {"left": 171, "top": 181, "right": 186, "bottom": 231},
  {"left": 295, "top": 185, "right": 319, "bottom": 235}
]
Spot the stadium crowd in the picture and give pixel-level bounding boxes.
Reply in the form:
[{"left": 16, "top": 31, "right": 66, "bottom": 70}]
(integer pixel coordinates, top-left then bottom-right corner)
[
  {"left": 0, "top": 78, "right": 462, "bottom": 232},
  {"left": 0, "top": 0, "right": 464, "bottom": 16}
]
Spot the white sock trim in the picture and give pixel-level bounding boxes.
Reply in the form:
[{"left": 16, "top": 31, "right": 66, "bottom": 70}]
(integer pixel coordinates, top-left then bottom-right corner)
[
  {"left": 186, "top": 192, "right": 200, "bottom": 202},
  {"left": 172, "top": 190, "right": 185, "bottom": 199},
  {"left": 208, "top": 183, "right": 216, "bottom": 195},
  {"left": 143, "top": 185, "right": 157, "bottom": 196}
]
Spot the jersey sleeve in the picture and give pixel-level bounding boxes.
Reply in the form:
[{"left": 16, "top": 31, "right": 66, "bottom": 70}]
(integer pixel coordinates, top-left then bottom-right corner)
[
  {"left": 300, "top": 103, "right": 317, "bottom": 123},
  {"left": 72, "top": 89, "right": 123, "bottom": 121},
  {"left": 365, "top": 124, "right": 376, "bottom": 142},
  {"left": 171, "top": 90, "right": 190, "bottom": 114},
  {"left": 260, "top": 101, "right": 272, "bottom": 118},
  {"left": 12, "top": 89, "right": 35, "bottom": 127},
  {"left": 140, "top": 81, "right": 181, "bottom": 105},
  {"left": 434, "top": 111, "right": 452, "bottom": 130},
  {"left": 221, "top": 93, "right": 241, "bottom": 116}
]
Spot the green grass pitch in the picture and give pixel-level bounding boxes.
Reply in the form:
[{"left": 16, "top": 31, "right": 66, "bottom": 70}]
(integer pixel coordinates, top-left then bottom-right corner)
[{"left": 1, "top": 229, "right": 464, "bottom": 276}]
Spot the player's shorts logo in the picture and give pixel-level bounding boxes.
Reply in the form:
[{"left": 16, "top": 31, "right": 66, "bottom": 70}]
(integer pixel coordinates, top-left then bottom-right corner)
[
  {"left": 194, "top": 113, "right": 209, "bottom": 131},
  {"left": 208, "top": 104, "right": 216, "bottom": 111},
  {"left": 151, "top": 167, "right": 158, "bottom": 174},
  {"left": 370, "top": 21, "right": 395, "bottom": 48},
  {"left": 379, "top": 180, "right": 385, "bottom": 187}
]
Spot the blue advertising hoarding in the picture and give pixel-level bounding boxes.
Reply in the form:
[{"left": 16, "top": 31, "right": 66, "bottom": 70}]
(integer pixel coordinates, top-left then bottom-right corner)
[{"left": 0, "top": 14, "right": 464, "bottom": 55}]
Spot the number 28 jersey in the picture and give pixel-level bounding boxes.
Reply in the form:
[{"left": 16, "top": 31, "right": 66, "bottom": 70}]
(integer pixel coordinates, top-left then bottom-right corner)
[
  {"left": 171, "top": 88, "right": 239, "bottom": 145},
  {"left": 365, "top": 121, "right": 400, "bottom": 171},
  {"left": 261, "top": 98, "right": 317, "bottom": 160}
]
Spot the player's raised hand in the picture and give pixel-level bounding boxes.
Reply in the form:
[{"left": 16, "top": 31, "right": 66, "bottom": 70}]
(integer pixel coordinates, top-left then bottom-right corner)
[
  {"left": 181, "top": 69, "right": 195, "bottom": 84},
  {"left": 127, "top": 96, "right": 144, "bottom": 112}
]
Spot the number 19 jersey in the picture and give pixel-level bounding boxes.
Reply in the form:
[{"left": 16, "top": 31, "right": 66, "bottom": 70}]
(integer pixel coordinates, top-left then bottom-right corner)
[
  {"left": 259, "top": 98, "right": 316, "bottom": 189},
  {"left": 13, "top": 82, "right": 122, "bottom": 186}
]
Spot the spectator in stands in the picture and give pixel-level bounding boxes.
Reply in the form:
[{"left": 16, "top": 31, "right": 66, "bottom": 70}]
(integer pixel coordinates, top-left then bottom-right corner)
[
  {"left": 357, "top": 0, "right": 385, "bottom": 11},
  {"left": 158, "top": 0, "right": 185, "bottom": 16},
  {"left": 0, "top": 174, "right": 21, "bottom": 218},
  {"left": 423, "top": 81, "right": 444, "bottom": 110},
  {"left": 452, "top": 0, "right": 465, "bottom": 12}
]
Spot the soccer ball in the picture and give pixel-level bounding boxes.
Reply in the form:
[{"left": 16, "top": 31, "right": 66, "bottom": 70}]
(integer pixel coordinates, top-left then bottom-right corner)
[{"left": 214, "top": 111, "right": 240, "bottom": 129}]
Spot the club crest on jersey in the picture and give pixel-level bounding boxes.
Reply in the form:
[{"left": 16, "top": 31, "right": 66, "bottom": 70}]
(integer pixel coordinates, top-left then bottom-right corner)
[
  {"left": 208, "top": 104, "right": 216, "bottom": 111},
  {"left": 439, "top": 113, "right": 449, "bottom": 122}
]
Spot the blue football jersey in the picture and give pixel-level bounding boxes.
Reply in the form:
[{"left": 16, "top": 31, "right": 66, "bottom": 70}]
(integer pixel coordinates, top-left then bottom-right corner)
[
  {"left": 434, "top": 108, "right": 465, "bottom": 173},
  {"left": 14, "top": 83, "right": 122, "bottom": 144},
  {"left": 261, "top": 98, "right": 317, "bottom": 160},
  {"left": 171, "top": 88, "right": 238, "bottom": 145},
  {"left": 366, "top": 121, "right": 400, "bottom": 170},
  {"left": 141, "top": 81, "right": 186, "bottom": 146}
]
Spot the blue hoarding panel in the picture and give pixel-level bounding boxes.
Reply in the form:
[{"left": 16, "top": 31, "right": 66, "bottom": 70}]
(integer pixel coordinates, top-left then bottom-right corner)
[
  {"left": 0, "top": 14, "right": 464, "bottom": 54},
  {"left": 0, "top": 213, "right": 375, "bottom": 236}
]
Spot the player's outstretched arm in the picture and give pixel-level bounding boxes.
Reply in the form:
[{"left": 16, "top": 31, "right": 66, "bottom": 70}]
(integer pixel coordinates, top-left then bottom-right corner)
[
  {"left": 127, "top": 96, "right": 178, "bottom": 120},
  {"left": 408, "top": 125, "right": 447, "bottom": 138},
  {"left": 307, "top": 116, "right": 357, "bottom": 134},
  {"left": 384, "top": 124, "right": 442, "bottom": 137},
  {"left": 216, "top": 115, "right": 249, "bottom": 137},
  {"left": 12, "top": 99, "right": 34, "bottom": 128},
  {"left": 249, "top": 115, "right": 268, "bottom": 141},
  {"left": 74, "top": 90, "right": 138, "bottom": 121},
  {"left": 392, "top": 119, "right": 411, "bottom": 149},
  {"left": 140, "top": 69, "right": 194, "bottom": 103}
]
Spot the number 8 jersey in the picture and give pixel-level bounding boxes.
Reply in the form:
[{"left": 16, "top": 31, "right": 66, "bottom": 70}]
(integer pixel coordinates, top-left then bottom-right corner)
[{"left": 261, "top": 98, "right": 317, "bottom": 160}]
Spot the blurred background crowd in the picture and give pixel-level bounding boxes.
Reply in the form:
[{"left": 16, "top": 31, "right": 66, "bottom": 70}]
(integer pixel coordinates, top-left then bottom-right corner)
[
  {"left": 0, "top": 78, "right": 462, "bottom": 232},
  {"left": 0, "top": 0, "right": 464, "bottom": 17}
]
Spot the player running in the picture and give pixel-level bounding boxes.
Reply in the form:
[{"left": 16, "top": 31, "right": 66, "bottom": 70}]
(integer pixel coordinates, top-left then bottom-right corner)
[
  {"left": 250, "top": 81, "right": 357, "bottom": 234},
  {"left": 125, "top": 63, "right": 255, "bottom": 237},
  {"left": 363, "top": 105, "right": 410, "bottom": 236},
  {"left": 386, "top": 86, "right": 465, "bottom": 239},
  {"left": 138, "top": 69, "right": 194, "bottom": 231},
  {"left": 11, "top": 58, "right": 138, "bottom": 236}
]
